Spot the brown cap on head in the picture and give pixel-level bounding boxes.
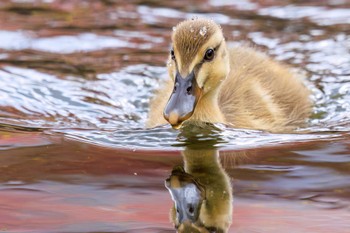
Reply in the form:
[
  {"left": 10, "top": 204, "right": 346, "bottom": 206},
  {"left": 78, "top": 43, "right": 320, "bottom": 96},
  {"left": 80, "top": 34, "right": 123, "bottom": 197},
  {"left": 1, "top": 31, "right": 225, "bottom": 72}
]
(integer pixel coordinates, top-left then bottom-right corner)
[{"left": 172, "top": 18, "right": 223, "bottom": 72}]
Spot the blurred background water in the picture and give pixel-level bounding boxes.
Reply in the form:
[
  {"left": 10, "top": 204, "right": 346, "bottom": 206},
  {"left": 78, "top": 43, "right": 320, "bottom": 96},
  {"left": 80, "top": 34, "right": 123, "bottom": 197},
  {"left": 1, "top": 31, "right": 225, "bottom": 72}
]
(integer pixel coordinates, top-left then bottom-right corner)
[{"left": 0, "top": 0, "right": 349, "bottom": 232}]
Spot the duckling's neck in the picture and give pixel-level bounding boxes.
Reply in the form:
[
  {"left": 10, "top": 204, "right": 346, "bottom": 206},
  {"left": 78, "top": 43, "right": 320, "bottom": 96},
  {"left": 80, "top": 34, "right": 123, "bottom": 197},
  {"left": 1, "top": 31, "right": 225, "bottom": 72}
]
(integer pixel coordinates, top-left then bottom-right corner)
[
  {"left": 183, "top": 149, "right": 220, "bottom": 173},
  {"left": 191, "top": 87, "right": 225, "bottom": 124}
]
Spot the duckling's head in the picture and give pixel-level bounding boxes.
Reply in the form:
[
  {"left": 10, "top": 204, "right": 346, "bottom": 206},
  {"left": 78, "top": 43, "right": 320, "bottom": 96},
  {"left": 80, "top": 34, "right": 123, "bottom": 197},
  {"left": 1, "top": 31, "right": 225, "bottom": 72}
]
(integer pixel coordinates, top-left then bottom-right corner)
[{"left": 164, "top": 18, "right": 229, "bottom": 129}]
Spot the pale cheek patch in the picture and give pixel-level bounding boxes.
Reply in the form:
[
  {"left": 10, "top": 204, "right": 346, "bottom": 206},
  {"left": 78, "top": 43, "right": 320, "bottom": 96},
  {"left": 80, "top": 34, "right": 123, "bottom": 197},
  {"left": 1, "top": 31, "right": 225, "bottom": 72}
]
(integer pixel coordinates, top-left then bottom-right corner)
[
  {"left": 196, "top": 67, "right": 207, "bottom": 89},
  {"left": 197, "top": 58, "right": 228, "bottom": 93}
]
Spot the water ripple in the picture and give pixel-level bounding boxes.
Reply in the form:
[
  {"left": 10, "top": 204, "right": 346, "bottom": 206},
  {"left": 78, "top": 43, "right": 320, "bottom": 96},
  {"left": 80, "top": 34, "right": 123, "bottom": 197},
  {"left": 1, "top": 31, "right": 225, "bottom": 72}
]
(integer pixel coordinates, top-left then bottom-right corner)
[
  {"left": 258, "top": 5, "right": 350, "bottom": 25},
  {"left": 0, "top": 30, "right": 136, "bottom": 53},
  {"left": 0, "top": 64, "right": 165, "bottom": 130},
  {"left": 0, "top": 2, "right": 349, "bottom": 150}
]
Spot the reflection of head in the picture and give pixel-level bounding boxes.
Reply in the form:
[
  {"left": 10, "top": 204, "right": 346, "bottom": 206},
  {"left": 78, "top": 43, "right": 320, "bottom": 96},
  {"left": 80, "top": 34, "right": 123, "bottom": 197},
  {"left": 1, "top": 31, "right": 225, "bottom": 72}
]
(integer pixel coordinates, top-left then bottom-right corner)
[
  {"left": 166, "top": 166, "right": 205, "bottom": 226},
  {"left": 165, "top": 148, "right": 232, "bottom": 233}
]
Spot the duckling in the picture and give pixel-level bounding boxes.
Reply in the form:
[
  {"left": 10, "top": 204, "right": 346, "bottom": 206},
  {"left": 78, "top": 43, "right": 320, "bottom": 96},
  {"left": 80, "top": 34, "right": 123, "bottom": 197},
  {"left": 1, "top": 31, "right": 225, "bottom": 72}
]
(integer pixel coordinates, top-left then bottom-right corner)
[
  {"left": 165, "top": 148, "right": 232, "bottom": 232},
  {"left": 147, "top": 18, "right": 312, "bottom": 132}
]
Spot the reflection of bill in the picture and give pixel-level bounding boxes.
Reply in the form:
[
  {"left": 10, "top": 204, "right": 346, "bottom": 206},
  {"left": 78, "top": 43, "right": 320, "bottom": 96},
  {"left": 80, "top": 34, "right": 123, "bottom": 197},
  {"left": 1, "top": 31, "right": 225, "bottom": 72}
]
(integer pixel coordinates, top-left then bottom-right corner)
[{"left": 165, "top": 148, "right": 232, "bottom": 233}]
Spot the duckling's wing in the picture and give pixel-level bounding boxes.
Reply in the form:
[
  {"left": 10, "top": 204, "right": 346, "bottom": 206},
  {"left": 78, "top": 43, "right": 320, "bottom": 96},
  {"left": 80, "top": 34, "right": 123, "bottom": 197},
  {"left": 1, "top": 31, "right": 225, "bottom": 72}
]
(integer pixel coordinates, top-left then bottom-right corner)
[{"left": 219, "top": 46, "right": 312, "bottom": 132}]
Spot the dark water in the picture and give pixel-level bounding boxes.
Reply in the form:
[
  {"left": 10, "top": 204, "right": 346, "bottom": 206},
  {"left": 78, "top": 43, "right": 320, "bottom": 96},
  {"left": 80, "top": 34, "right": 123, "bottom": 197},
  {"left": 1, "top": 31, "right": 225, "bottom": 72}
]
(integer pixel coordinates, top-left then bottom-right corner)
[{"left": 0, "top": 0, "right": 350, "bottom": 232}]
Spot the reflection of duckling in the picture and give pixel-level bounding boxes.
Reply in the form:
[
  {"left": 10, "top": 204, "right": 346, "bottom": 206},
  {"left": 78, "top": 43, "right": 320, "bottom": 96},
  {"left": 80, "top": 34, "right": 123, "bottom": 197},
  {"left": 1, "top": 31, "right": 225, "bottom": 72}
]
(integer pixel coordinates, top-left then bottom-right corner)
[
  {"left": 165, "top": 148, "right": 232, "bottom": 232},
  {"left": 147, "top": 18, "right": 312, "bottom": 132}
]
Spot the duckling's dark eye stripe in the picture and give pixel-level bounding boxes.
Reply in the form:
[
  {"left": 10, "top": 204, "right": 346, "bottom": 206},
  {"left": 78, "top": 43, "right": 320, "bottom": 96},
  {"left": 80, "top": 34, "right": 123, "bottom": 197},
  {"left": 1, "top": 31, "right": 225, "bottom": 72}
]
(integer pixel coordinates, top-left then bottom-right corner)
[
  {"left": 213, "top": 40, "right": 223, "bottom": 52},
  {"left": 202, "top": 41, "right": 223, "bottom": 63},
  {"left": 196, "top": 43, "right": 221, "bottom": 69}
]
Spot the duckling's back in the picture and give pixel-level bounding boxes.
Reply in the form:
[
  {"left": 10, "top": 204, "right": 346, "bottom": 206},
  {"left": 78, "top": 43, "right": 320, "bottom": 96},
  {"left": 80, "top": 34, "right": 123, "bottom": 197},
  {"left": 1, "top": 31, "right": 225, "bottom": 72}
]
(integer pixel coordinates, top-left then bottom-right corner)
[{"left": 219, "top": 46, "right": 312, "bottom": 132}]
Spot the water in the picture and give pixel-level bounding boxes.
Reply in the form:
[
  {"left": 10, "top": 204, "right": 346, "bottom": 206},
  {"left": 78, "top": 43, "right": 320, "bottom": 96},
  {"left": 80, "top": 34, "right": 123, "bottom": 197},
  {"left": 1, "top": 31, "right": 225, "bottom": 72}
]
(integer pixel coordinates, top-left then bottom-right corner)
[{"left": 0, "top": 0, "right": 350, "bottom": 232}]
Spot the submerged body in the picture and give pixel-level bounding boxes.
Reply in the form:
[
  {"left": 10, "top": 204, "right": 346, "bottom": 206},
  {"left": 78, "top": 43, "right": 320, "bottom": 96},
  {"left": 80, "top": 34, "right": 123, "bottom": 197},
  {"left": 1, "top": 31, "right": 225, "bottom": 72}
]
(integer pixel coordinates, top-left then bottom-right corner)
[{"left": 147, "top": 18, "right": 311, "bottom": 132}]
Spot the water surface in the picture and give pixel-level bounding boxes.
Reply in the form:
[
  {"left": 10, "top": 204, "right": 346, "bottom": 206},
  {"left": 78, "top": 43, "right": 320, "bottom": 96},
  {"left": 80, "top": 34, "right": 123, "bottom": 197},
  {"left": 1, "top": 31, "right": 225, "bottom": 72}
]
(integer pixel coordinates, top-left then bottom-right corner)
[{"left": 0, "top": 0, "right": 349, "bottom": 232}]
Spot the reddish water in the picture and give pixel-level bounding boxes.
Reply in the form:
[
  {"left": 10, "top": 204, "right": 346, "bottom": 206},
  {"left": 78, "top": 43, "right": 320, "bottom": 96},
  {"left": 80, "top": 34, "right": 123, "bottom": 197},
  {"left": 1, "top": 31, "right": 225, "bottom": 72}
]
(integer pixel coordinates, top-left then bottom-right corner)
[
  {"left": 1, "top": 130, "right": 349, "bottom": 232},
  {"left": 0, "top": 0, "right": 350, "bottom": 232}
]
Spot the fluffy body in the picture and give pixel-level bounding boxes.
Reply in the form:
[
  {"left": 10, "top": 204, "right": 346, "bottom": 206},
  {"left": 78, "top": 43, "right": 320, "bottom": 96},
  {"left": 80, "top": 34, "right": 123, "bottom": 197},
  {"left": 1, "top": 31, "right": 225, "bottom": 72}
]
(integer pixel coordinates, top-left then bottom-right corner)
[{"left": 147, "top": 18, "right": 311, "bottom": 132}]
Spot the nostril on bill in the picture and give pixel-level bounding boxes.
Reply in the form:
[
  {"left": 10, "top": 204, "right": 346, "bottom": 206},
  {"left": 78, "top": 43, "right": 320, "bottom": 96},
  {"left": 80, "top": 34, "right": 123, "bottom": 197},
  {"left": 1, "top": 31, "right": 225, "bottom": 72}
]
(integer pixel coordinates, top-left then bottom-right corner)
[{"left": 186, "top": 86, "right": 192, "bottom": 94}]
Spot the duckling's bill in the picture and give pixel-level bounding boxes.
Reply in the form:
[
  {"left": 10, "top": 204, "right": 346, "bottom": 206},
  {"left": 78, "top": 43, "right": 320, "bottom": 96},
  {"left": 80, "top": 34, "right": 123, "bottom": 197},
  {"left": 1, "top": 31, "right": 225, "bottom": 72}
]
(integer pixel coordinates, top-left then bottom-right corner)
[{"left": 163, "top": 71, "right": 202, "bottom": 129}]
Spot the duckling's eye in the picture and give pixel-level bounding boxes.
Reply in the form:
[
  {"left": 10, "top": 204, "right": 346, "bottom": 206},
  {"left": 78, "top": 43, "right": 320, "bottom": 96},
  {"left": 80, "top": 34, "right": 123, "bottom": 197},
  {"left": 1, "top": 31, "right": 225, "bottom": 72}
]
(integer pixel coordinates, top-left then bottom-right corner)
[
  {"left": 170, "top": 49, "right": 175, "bottom": 60},
  {"left": 204, "top": 48, "right": 215, "bottom": 61}
]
